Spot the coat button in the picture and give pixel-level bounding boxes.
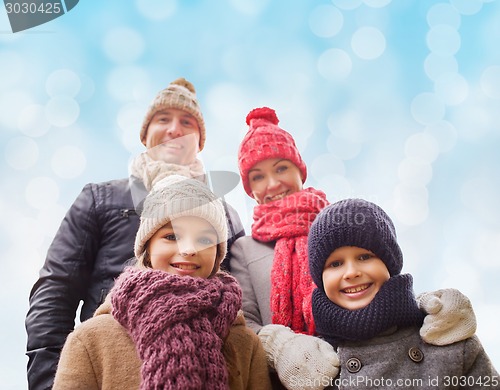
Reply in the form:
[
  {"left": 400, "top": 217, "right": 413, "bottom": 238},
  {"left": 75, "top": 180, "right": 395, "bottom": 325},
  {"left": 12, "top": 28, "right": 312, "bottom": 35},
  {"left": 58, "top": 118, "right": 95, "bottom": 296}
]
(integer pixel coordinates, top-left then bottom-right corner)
[
  {"left": 408, "top": 347, "right": 424, "bottom": 363},
  {"left": 345, "top": 357, "right": 362, "bottom": 373}
]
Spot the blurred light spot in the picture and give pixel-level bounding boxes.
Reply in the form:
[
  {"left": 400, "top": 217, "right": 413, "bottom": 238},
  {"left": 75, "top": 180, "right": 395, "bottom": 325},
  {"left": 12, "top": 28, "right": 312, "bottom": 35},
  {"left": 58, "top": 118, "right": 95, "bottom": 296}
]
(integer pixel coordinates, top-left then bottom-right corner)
[
  {"left": 10, "top": 217, "right": 45, "bottom": 248},
  {"left": 4, "top": 136, "right": 39, "bottom": 170},
  {"left": 25, "top": 177, "right": 60, "bottom": 210},
  {"left": 0, "top": 90, "right": 34, "bottom": 128},
  {"left": 427, "top": 3, "right": 461, "bottom": 29},
  {"left": 327, "top": 134, "right": 362, "bottom": 160},
  {"left": 309, "top": 5, "right": 343, "bottom": 38},
  {"left": 136, "top": 0, "right": 176, "bottom": 20},
  {"left": 0, "top": 51, "right": 25, "bottom": 88},
  {"left": 460, "top": 177, "right": 499, "bottom": 224},
  {"left": 310, "top": 154, "right": 345, "bottom": 182},
  {"left": 424, "top": 121, "right": 457, "bottom": 153},
  {"left": 410, "top": 93, "right": 445, "bottom": 125},
  {"left": 51, "top": 146, "right": 86, "bottom": 179},
  {"left": 318, "top": 48, "right": 352, "bottom": 81},
  {"left": 45, "top": 97, "right": 80, "bottom": 127},
  {"left": 393, "top": 184, "right": 429, "bottom": 226},
  {"left": 363, "top": 0, "right": 391, "bottom": 8},
  {"left": 451, "top": 103, "right": 492, "bottom": 140},
  {"left": 327, "top": 110, "right": 367, "bottom": 143},
  {"left": 449, "top": 0, "right": 483, "bottom": 15},
  {"left": 434, "top": 72, "right": 469, "bottom": 105},
  {"left": 317, "top": 174, "right": 352, "bottom": 202},
  {"left": 480, "top": 65, "right": 500, "bottom": 99},
  {"left": 473, "top": 230, "right": 500, "bottom": 267},
  {"left": 45, "top": 69, "right": 81, "bottom": 98},
  {"left": 228, "top": 0, "right": 269, "bottom": 15},
  {"left": 424, "top": 53, "right": 458, "bottom": 81},
  {"left": 18, "top": 104, "right": 51, "bottom": 137},
  {"left": 76, "top": 74, "right": 95, "bottom": 103},
  {"left": 398, "top": 158, "right": 433, "bottom": 187},
  {"left": 332, "top": 0, "right": 363, "bottom": 10},
  {"left": 426, "top": 25, "right": 461, "bottom": 56},
  {"left": 404, "top": 132, "right": 440, "bottom": 163},
  {"left": 37, "top": 204, "right": 68, "bottom": 238},
  {"left": 103, "top": 27, "right": 145, "bottom": 64},
  {"left": 118, "top": 103, "right": 148, "bottom": 153},
  {"left": 351, "top": 27, "right": 386, "bottom": 60},
  {"left": 107, "top": 66, "right": 151, "bottom": 101}
]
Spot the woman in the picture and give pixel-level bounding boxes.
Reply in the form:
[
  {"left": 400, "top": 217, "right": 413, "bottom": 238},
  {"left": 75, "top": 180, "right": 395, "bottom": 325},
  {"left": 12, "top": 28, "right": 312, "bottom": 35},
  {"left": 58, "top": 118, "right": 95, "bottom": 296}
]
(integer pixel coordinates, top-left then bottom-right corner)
[
  {"left": 53, "top": 175, "right": 271, "bottom": 390},
  {"left": 228, "top": 107, "right": 477, "bottom": 390}
]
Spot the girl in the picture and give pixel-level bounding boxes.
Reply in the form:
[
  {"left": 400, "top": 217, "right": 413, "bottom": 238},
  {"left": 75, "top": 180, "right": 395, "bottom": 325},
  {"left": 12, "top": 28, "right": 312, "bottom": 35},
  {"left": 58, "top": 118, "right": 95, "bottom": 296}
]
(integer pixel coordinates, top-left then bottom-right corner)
[
  {"left": 308, "top": 199, "right": 497, "bottom": 389},
  {"left": 53, "top": 175, "right": 271, "bottom": 390}
]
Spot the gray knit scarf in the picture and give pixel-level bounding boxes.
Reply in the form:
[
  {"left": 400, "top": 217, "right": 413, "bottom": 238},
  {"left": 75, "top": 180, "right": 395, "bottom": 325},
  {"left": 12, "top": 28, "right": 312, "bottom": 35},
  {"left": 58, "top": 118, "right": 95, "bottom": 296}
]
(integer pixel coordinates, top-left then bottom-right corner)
[{"left": 312, "top": 274, "right": 425, "bottom": 347}]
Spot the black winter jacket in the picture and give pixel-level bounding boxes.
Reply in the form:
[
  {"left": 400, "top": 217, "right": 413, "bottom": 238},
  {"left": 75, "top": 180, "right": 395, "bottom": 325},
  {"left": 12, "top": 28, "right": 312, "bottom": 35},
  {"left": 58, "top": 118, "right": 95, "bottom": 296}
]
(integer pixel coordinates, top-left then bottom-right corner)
[{"left": 25, "top": 178, "right": 245, "bottom": 390}]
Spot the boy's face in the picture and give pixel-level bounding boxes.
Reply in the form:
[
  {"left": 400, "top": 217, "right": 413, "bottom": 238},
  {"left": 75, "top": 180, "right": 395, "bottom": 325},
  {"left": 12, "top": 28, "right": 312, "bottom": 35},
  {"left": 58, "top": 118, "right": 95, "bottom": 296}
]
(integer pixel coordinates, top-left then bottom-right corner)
[
  {"left": 322, "top": 246, "right": 390, "bottom": 310},
  {"left": 148, "top": 216, "right": 218, "bottom": 279}
]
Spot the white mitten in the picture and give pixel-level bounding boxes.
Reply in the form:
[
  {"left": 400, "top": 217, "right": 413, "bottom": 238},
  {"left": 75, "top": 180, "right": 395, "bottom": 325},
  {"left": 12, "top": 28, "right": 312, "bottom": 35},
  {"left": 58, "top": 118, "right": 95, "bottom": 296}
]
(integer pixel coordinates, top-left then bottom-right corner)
[
  {"left": 417, "top": 288, "right": 477, "bottom": 346},
  {"left": 258, "top": 324, "right": 339, "bottom": 390}
]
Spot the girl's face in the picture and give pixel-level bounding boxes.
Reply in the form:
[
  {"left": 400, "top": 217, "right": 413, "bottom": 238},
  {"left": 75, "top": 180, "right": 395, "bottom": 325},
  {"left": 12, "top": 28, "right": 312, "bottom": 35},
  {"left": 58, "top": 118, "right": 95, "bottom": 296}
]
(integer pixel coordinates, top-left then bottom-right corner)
[
  {"left": 322, "top": 246, "right": 390, "bottom": 310},
  {"left": 248, "top": 158, "right": 303, "bottom": 204},
  {"left": 147, "top": 216, "right": 218, "bottom": 279}
]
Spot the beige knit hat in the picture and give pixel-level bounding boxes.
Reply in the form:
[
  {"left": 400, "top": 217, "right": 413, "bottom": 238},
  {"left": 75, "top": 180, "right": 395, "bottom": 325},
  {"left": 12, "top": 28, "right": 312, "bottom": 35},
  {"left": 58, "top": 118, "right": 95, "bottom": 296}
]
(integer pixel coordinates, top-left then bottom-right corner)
[
  {"left": 134, "top": 175, "right": 227, "bottom": 273},
  {"left": 140, "top": 78, "right": 206, "bottom": 151}
]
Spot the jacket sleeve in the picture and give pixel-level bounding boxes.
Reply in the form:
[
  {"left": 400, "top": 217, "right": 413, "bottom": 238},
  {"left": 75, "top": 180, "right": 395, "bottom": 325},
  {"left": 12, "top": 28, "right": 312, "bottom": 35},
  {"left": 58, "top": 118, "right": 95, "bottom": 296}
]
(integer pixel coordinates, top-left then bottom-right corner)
[
  {"left": 52, "top": 331, "right": 100, "bottom": 390},
  {"left": 461, "top": 335, "right": 499, "bottom": 388},
  {"left": 25, "top": 184, "right": 101, "bottom": 390},
  {"left": 247, "top": 332, "right": 273, "bottom": 390},
  {"left": 229, "top": 238, "right": 263, "bottom": 334}
]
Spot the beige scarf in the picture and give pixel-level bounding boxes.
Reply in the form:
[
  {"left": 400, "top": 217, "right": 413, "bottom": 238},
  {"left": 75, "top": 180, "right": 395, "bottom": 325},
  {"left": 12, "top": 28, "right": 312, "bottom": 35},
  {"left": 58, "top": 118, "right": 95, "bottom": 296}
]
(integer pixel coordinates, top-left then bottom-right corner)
[{"left": 129, "top": 151, "right": 206, "bottom": 191}]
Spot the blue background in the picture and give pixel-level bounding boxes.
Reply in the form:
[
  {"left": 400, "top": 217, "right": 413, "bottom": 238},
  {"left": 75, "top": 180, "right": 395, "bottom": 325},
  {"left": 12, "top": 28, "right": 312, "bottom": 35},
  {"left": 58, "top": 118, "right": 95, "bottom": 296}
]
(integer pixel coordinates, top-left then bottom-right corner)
[{"left": 1, "top": 0, "right": 499, "bottom": 387}]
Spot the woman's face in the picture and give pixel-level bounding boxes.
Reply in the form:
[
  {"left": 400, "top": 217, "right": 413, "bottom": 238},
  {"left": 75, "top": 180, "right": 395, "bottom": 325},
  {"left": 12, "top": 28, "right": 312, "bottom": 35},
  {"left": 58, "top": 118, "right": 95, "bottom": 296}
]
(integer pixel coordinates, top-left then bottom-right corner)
[
  {"left": 248, "top": 158, "right": 304, "bottom": 204},
  {"left": 147, "top": 216, "right": 218, "bottom": 278}
]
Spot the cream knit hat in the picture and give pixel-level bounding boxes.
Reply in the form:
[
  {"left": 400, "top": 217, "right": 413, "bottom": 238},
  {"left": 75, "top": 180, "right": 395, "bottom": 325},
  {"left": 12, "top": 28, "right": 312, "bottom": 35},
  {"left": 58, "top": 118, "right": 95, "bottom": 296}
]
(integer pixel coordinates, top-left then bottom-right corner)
[
  {"left": 134, "top": 175, "right": 227, "bottom": 272},
  {"left": 140, "top": 78, "right": 206, "bottom": 151}
]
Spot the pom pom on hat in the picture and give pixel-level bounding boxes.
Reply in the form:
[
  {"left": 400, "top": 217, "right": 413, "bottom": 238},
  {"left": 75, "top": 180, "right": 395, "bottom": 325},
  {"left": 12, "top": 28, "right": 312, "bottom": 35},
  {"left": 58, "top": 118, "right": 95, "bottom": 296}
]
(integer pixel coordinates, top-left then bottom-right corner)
[
  {"left": 308, "top": 199, "right": 403, "bottom": 291},
  {"left": 134, "top": 175, "right": 228, "bottom": 276},
  {"left": 238, "top": 107, "right": 307, "bottom": 197},
  {"left": 140, "top": 78, "right": 206, "bottom": 151}
]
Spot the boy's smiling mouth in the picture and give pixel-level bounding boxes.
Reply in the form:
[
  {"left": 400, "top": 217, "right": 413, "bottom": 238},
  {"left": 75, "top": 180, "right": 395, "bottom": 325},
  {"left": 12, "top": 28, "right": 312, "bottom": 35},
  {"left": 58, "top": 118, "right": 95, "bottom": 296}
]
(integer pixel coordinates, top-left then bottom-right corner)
[{"left": 342, "top": 283, "right": 371, "bottom": 294}]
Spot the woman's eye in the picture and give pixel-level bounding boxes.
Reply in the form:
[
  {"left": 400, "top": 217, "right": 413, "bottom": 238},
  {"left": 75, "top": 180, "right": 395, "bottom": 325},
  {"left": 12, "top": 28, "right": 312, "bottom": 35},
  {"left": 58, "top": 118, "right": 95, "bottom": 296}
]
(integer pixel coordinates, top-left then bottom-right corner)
[
  {"left": 276, "top": 165, "right": 288, "bottom": 173},
  {"left": 182, "top": 119, "right": 195, "bottom": 127},
  {"left": 250, "top": 174, "right": 263, "bottom": 182}
]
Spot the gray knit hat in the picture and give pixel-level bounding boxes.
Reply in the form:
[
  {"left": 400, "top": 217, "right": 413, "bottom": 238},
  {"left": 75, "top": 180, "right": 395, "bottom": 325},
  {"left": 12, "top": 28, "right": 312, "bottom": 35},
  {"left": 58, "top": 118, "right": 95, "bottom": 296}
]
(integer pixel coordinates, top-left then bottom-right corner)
[
  {"left": 140, "top": 78, "right": 206, "bottom": 151},
  {"left": 134, "top": 175, "right": 227, "bottom": 272},
  {"left": 308, "top": 198, "right": 403, "bottom": 290}
]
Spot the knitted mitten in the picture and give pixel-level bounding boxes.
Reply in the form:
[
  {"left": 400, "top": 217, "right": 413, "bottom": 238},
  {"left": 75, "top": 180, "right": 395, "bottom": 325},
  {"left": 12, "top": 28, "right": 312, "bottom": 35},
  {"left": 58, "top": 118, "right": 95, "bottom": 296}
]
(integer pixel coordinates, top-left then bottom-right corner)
[
  {"left": 417, "top": 288, "right": 476, "bottom": 345},
  {"left": 259, "top": 324, "right": 339, "bottom": 390}
]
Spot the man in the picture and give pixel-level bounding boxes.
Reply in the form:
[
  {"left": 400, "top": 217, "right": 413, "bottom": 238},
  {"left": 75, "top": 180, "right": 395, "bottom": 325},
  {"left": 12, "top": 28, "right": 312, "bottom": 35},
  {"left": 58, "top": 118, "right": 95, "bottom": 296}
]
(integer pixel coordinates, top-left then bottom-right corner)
[{"left": 25, "top": 78, "right": 245, "bottom": 389}]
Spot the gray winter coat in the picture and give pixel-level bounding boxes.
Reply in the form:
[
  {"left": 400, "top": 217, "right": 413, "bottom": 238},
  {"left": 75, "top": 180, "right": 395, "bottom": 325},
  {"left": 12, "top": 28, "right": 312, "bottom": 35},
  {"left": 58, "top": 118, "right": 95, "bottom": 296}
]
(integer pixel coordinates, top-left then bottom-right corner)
[
  {"left": 329, "top": 326, "right": 499, "bottom": 390},
  {"left": 229, "top": 236, "right": 276, "bottom": 334}
]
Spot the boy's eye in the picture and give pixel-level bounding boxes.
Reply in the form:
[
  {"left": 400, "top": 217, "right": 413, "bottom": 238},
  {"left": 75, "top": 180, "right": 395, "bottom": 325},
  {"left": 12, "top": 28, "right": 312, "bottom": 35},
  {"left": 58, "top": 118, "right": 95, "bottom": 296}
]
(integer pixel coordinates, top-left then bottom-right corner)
[
  {"left": 359, "top": 253, "right": 374, "bottom": 261},
  {"left": 328, "top": 260, "right": 342, "bottom": 268},
  {"left": 181, "top": 118, "right": 195, "bottom": 127}
]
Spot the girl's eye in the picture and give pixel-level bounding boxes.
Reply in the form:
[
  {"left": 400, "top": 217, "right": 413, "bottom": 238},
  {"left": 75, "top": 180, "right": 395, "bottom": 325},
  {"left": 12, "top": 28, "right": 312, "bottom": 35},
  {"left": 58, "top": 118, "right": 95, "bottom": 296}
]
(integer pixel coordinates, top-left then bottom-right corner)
[
  {"left": 198, "top": 237, "right": 215, "bottom": 246},
  {"left": 164, "top": 234, "right": 178, "bottom": 241},
  {"left": 328, "top": 260, "right": 342, "bottom": 268}
]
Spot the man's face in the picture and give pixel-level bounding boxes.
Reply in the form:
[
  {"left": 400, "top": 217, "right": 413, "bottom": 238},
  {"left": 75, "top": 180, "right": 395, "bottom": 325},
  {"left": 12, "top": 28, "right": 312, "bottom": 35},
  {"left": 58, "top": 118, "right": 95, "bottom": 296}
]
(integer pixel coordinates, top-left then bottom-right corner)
[{"left": 145, "top": 108, "right": 200, "bottom": 165}]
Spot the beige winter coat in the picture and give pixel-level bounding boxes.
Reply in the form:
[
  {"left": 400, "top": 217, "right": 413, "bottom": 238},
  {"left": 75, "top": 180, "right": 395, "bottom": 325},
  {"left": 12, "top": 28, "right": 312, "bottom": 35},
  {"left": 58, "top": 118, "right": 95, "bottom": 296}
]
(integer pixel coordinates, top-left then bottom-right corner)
[{"left": 53, "top": 299, "right": 272, "bottom": 390}]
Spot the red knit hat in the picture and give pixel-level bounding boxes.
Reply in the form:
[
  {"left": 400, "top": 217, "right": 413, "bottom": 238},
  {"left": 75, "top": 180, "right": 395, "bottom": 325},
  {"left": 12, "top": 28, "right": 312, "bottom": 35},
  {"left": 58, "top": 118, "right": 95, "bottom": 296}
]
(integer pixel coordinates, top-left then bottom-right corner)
[{"left": 238, "top": 107, "right": 307, "bottom": 197}]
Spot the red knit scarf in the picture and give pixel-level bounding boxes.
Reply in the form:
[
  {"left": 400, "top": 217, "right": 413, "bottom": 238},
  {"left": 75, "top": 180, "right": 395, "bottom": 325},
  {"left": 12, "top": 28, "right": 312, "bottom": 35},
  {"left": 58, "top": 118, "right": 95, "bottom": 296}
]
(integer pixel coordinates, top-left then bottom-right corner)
[
  {"left": 252, "top": 188, "right": 328, "bottom": 335},
  {"left": 111, "top": 267, "right": 241, "bottom": 390}
]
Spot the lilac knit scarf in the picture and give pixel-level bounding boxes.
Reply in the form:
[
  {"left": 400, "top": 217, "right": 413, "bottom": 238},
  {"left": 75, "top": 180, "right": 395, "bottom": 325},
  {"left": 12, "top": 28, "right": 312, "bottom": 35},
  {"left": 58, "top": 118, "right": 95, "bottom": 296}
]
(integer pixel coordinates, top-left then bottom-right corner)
[
  {"left": 111, "top": 267, "right": 242, "bottom": 390},
  {"left": 313, "top": 274, "right": 425, "bottom": 347}
]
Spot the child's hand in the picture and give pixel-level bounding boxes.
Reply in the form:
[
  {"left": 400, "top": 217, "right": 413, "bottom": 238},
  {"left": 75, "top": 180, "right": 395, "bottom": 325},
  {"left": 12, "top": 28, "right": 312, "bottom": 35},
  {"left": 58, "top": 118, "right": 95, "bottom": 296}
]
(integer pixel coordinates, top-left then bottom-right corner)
[
  {"left": 258, "top": 324, "right": 339, "bottom": 390},
  {"left": 417, "top": 288, "right": 477, "bottom": 345}
]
